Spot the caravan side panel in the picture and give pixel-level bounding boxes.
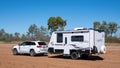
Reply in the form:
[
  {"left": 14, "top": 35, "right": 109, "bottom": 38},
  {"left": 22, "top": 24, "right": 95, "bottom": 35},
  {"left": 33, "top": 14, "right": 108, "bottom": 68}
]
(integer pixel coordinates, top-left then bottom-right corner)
[
  {"left": 94, "top": 31, "right": 105, "bottom": 53},
  {"left": 89, "top": 30, "right": 94, "bottom": 50}
]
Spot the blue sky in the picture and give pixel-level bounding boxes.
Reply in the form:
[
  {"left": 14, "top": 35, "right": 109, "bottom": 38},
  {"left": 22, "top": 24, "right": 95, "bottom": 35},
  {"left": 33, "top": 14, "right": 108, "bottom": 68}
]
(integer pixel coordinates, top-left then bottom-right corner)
[{"left": 0, "top": 0, "right": 120, "bottom": 34}]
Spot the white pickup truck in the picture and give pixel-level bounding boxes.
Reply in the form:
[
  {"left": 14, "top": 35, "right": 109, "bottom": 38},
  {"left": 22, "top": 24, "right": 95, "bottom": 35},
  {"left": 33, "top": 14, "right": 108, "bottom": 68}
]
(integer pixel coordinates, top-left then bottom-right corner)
[{"left": 12, "top": 41, "right": 48, "bottom": 56}]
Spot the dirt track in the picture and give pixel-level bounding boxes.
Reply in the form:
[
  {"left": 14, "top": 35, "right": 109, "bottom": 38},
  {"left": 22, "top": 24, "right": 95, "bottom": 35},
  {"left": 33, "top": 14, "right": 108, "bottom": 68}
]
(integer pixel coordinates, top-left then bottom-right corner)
[{"left": 0, "top": 44, "right": 120, "bottom": 68}]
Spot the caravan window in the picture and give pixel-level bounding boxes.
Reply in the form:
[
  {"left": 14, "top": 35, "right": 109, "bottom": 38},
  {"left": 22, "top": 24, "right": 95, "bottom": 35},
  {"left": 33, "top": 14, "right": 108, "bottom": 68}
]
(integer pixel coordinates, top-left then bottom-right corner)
[
  {"left": 57, "top": 33, "right": 63, "bottom": 43},
  {"left": 71, "top": 36, "right": 84, "bottom": 42}
]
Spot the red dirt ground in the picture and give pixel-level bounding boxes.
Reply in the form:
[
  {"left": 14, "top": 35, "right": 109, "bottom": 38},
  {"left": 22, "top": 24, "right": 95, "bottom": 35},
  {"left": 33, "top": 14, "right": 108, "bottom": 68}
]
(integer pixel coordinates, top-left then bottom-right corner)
[{"left": 0, "top": 44, "right": 120, "bottom": 68}]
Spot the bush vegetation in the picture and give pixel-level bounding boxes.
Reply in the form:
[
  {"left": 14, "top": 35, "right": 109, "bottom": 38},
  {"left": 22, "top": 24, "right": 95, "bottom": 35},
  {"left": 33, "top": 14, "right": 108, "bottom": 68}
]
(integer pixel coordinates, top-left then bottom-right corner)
[
  {"left": 0, "top": 17, "right": 120, "bottom": 44},
  {"left": 106, "top": 37, "right": 120, "bottom": 43}
]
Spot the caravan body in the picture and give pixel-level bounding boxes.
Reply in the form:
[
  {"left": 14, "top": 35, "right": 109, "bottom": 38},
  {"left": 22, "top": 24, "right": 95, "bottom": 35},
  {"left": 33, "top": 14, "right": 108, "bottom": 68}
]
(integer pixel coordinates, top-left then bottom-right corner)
[{"left": 48, "top": 29, "right": 106, "bottom": 59}]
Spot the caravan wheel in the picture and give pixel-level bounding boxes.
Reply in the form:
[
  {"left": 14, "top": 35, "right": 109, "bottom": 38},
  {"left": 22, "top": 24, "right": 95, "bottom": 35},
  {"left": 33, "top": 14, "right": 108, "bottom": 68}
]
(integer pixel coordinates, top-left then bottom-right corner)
[{"left": 71, "top": 52, "right": 79, "bottom": 60}]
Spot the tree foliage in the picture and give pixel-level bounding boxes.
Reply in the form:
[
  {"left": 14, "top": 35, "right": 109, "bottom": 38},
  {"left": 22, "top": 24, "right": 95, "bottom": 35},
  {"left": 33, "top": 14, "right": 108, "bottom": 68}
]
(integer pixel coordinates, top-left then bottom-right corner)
[
  {"left": 28, "top": 24, "right": 38, "bottom": 40},
  {"left": 14, "top": 32, "right": 20, "bottom": 41},
  {"left": 0, "top": 24, "right": 49, "bottom": 42},
  {"left": 94, "top": 21, "right": 100, "bottom": 29},
  {"left": 108, "top": 22, "right": 118, "bottom": 37},
  {"left": 27, "top": 24, "right": 49, "bottom": 41},
  {"left": 48, "top": 16, "right": 66, "bottom": 34},
  {"left": 93, "top": 21, "right": 119, "bottom": 37},
  {"left": 0, "top": 29, "right": 5, "bottom": 41},
  {"left": 0, "top": 19, "right": 119, "bottom": 43}
]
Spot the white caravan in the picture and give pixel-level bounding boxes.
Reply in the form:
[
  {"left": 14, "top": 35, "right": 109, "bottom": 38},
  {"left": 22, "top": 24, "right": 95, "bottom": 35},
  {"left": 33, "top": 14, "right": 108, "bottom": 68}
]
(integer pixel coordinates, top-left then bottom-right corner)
[{"left": 48, "top": 28, "right": 106, "bottom": 59}]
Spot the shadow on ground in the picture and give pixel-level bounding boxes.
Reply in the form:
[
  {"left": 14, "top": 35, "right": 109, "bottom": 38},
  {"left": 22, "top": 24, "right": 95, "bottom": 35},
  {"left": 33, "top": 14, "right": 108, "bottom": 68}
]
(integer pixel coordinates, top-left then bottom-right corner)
[
  {"left": 49, "top": 55, "right": 104, "bottom": 61},
  {"left": 13, "top": 54, "right": 48, "bottom": 57}
]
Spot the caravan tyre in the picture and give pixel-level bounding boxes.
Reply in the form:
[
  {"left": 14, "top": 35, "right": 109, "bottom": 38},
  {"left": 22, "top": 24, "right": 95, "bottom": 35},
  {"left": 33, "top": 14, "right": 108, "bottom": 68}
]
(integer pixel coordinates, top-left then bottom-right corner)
[{"left": 71, "top": 52, "right": 79, "bottom": 60}]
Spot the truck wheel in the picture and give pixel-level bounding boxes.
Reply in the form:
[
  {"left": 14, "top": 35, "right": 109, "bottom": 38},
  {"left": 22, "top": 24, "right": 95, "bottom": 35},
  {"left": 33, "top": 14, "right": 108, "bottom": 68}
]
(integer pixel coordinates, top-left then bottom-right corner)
[
  {"left": 71, "top": 52, "right": 79, "bottom": 60},
  {"left": 13, "top": 49, "right": 18, "bottom": 55},
  {"left": 30, "top": 50, "right": 36, "bottom": 56}
]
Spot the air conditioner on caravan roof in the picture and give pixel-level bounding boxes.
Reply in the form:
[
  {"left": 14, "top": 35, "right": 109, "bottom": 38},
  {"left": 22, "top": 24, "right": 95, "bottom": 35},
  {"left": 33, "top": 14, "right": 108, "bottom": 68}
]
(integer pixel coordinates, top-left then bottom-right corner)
[{"left": 74, "top": 27, "right": 86, "bottom": 30}]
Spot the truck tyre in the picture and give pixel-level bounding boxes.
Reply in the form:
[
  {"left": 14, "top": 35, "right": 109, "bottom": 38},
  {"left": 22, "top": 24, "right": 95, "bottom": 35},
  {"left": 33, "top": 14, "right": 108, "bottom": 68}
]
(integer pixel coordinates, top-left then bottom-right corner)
[
  {"left": 30, "top": 50, "right": 36, "bottom": 56},
  {"left": 13, "top": 49, "right": 18, "bottom": 55},
  {"left": 71, "top": 52, "right": 79, "bottom": 60}
]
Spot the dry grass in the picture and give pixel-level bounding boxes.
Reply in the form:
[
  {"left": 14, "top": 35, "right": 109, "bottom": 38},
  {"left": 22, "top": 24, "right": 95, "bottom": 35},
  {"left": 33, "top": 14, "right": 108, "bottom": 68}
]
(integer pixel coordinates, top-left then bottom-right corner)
[
  {"left": 106, "top": 43, "right": 120, "bottom": 46},
  {"left": 0, "top": 44, "right": 120, "bottom": 68}
]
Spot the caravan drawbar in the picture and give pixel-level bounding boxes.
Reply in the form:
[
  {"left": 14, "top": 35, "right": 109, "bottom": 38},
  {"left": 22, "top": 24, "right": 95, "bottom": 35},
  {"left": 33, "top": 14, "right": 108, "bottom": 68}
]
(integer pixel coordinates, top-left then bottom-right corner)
[{"left": 48, "top": 28, "right": 106, "bottom": 59}]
